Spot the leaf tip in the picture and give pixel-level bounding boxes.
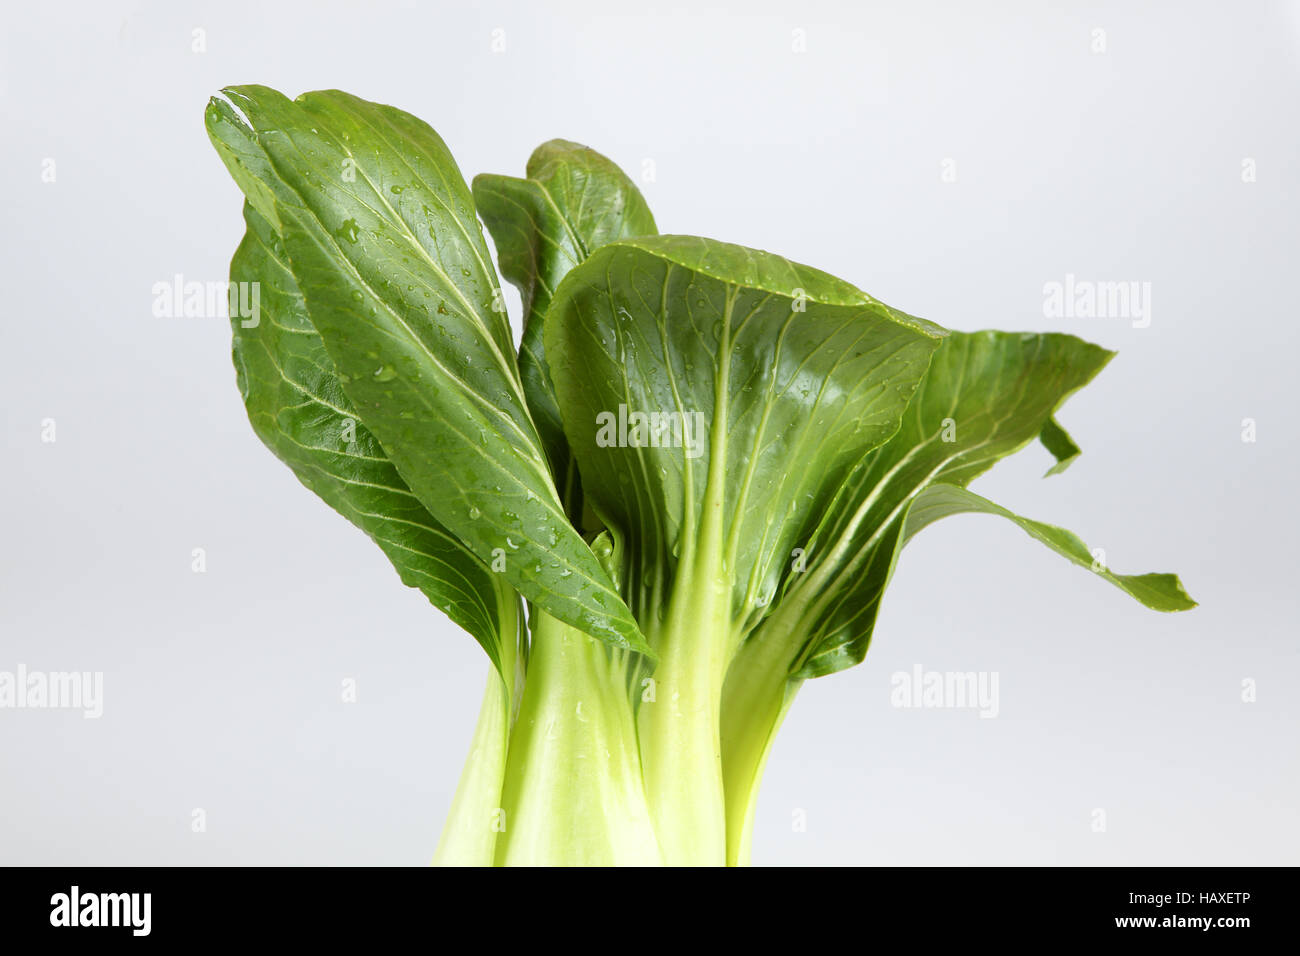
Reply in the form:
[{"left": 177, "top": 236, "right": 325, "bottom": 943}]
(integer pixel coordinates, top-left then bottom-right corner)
[{"left": 1162, "top": 575, "right": 1198, "bottom": 612}]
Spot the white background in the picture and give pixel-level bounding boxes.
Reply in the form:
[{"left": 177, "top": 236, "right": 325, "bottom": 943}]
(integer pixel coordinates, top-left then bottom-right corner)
[{"left": 2, "top": 0, "right": 1297, "bottom": 865}]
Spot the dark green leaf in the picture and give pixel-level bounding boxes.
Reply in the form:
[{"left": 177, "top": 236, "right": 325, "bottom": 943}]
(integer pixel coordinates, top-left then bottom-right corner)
[
  {"left": 474, "top": 141, "right": 657, "bottom": 514},
  {"left": 545, "top": 235, "right": 945, "bottom": 633},
  {"left": 205, "top": 86, "right": 648, "bottom": 655},
  {"left": 229, "top": 201, "right": 518, "bottom": 671}
]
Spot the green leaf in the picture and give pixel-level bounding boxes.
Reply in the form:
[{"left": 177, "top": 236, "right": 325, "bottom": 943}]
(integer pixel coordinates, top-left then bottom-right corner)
[
  {"left": 1039, "top": 416, "right": 1083, "bottom": 476},
  {"left": 473, "top": 141, "right": 657, "bottom": 513},
  {"left": 905, "top": 484, "right": 1198, "bottom": 608},
  {"left": 745, "top": 329, "right": 1195, "bottom": 680},
  {"left": 720, "top": 330, "right": 1194, "bottom": 861},
  {"left": 230, "top": 200, "right": 519, "bottom": 673},
  {"left": 544, "top": 234, "right": 946, "bottom": 632},
  {"left": 205, "top": 86, "right": 648, "bottom": 656},
  {"left": 795, "top": 481, "right": 1198, "bottom": 678}
]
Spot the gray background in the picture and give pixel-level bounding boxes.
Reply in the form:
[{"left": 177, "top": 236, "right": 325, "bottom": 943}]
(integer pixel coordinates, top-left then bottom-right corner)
[{"left": 2, "top": 0, "right": 1296, "bottom": 865}]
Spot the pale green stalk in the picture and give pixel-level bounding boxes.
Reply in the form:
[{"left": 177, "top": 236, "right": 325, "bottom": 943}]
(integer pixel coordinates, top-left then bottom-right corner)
[
  {"left": 635, "top": 290, "right": 737, "bottom": 867},
  {"left": 495, "top": 611, "right": 662, "bottom": 865},
  {"left": 719, "top": 632, "right": 803, "bottom": 866},
  {"left": 432, "top": 594, "right": 520, "bottom": 866}
]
